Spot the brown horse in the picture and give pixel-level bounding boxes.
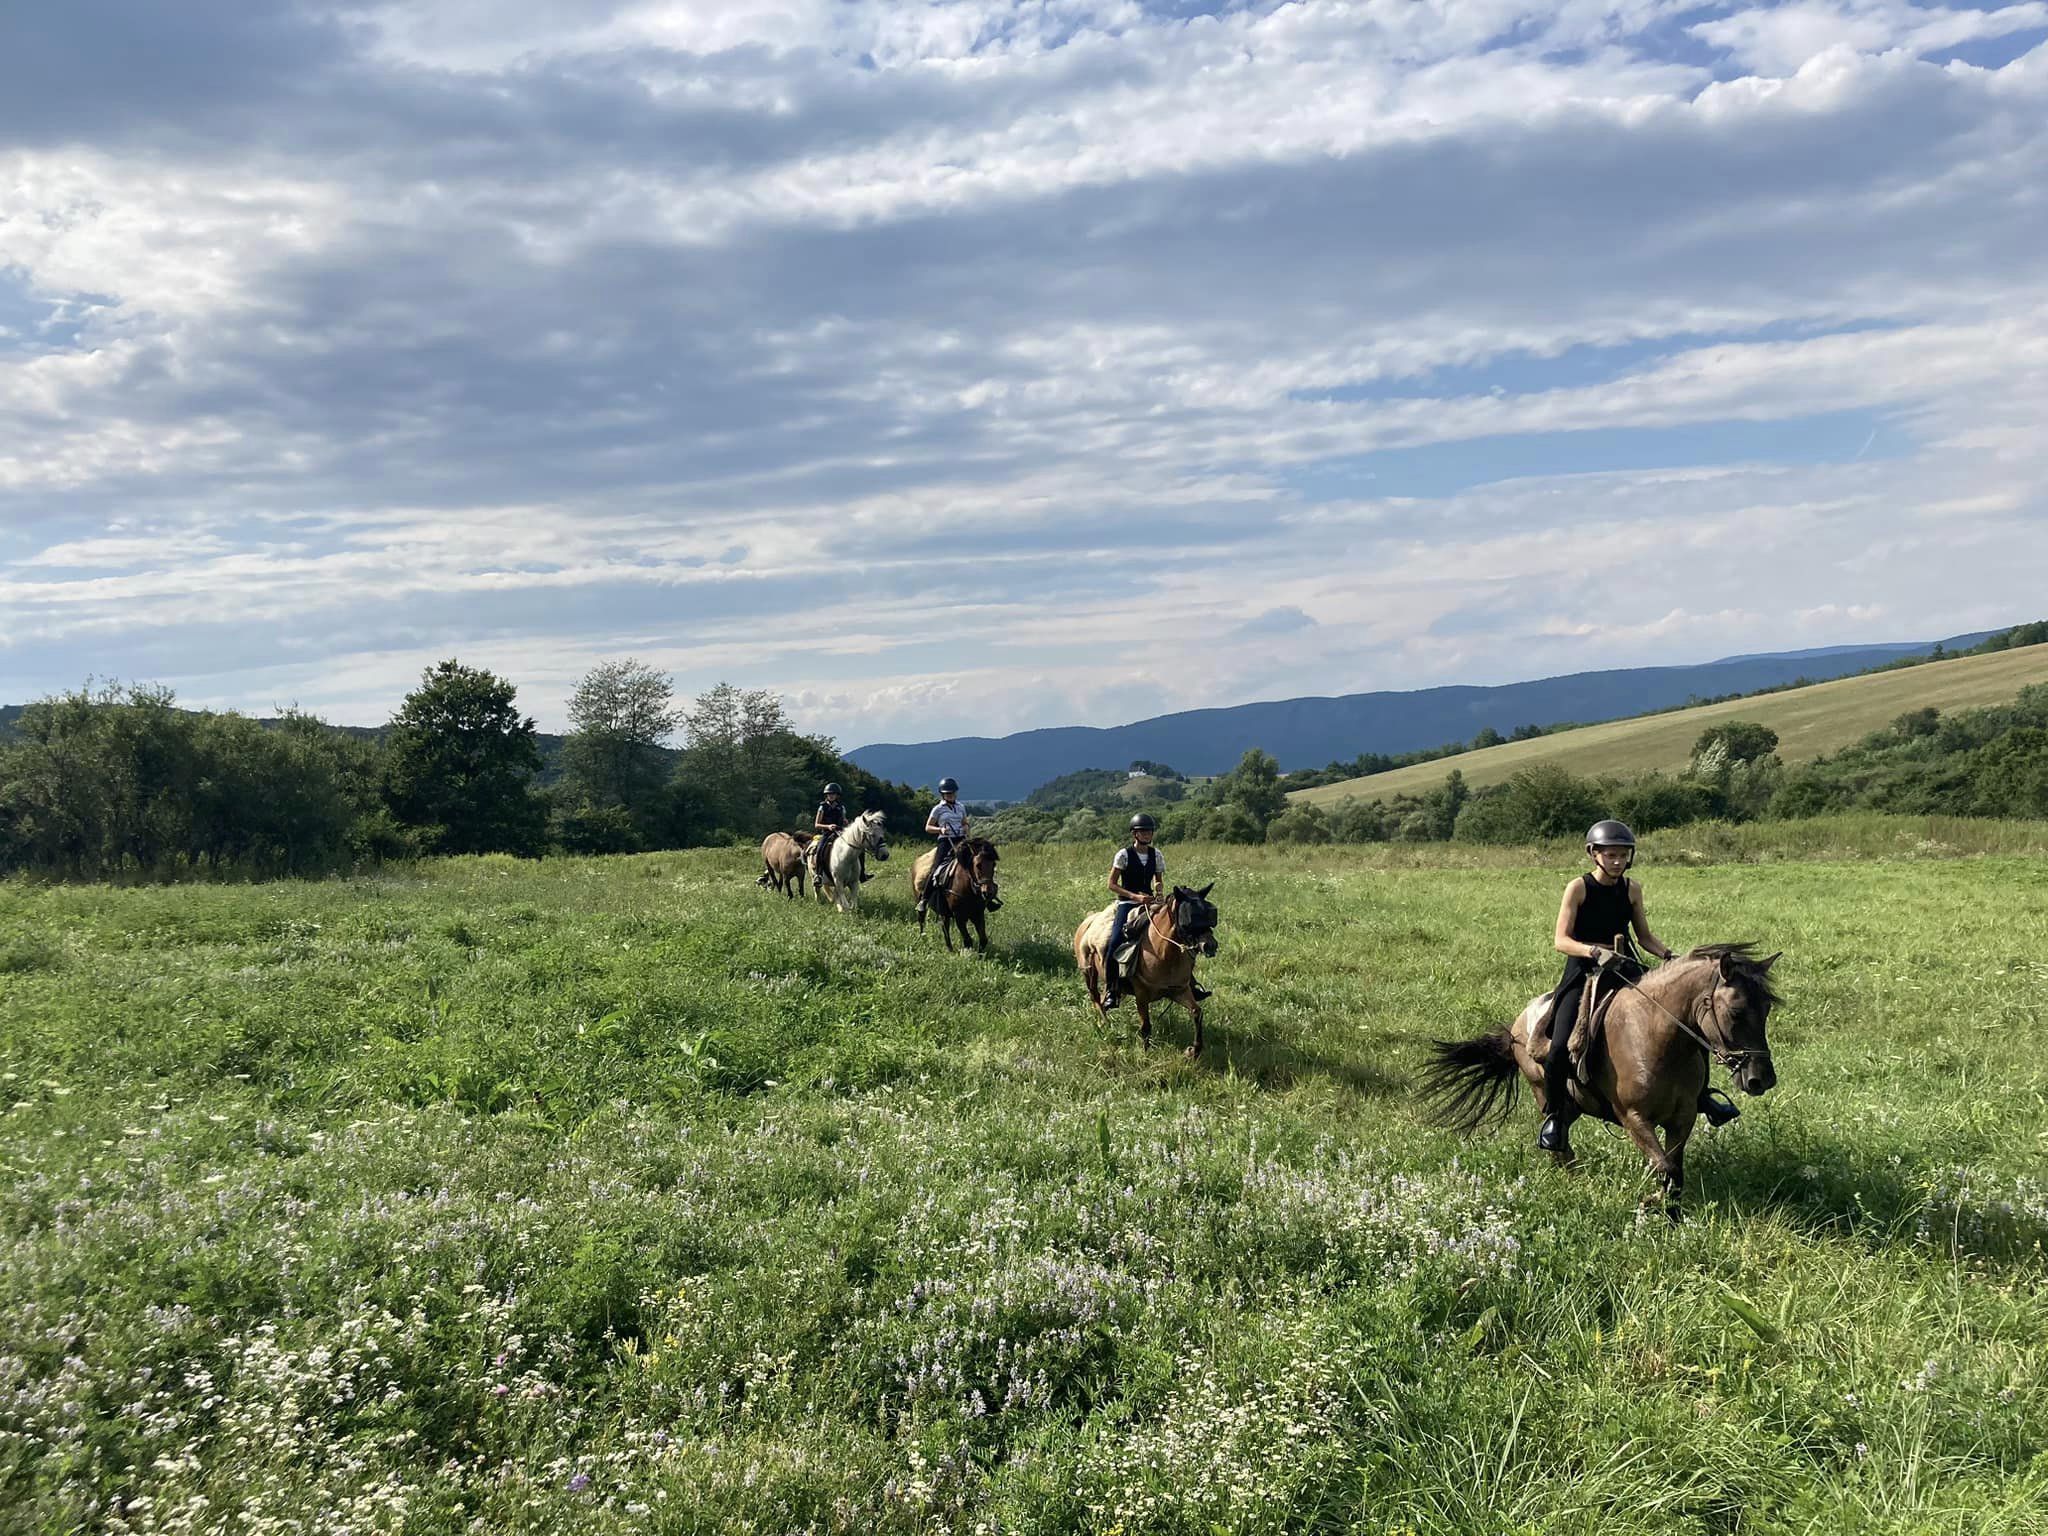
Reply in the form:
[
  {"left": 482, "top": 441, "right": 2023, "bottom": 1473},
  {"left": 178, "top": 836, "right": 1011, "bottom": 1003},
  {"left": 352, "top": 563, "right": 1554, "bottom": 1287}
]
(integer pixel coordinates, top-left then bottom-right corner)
[
  {"left": 1422, "top": 943, "right": 1781, "bottom": 1217},
  {"left": 912, "top": 838, "right": 1001, "bottom": 952},
  {"left": 757, "top": 831, "right": 814, "bottom": 898},
  {"left": 1074, "top": 884, "right": 1219, "bottom": 1057}
]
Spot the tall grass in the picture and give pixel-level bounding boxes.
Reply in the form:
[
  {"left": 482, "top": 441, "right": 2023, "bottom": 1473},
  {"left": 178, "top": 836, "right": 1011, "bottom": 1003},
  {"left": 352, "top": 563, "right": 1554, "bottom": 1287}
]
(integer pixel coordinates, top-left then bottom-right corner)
[{"left": 1, "top": 834, "right": 2044, "bottom": 1533}]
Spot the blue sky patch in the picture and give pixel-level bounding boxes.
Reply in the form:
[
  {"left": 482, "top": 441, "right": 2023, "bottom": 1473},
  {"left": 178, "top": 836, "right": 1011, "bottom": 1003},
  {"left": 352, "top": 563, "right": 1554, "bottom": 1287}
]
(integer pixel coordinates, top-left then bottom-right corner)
[{"left": 1283, "top": 408, "right": 1907, "bottom": 501}]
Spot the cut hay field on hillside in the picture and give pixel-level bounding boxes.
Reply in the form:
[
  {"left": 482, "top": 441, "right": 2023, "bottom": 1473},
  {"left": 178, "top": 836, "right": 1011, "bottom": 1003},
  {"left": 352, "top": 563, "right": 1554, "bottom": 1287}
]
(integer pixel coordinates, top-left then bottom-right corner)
[
  {"left": 3, "top": 827, "right": 2045, "bottom": 1533},
  {"left": 1291, "top": 642, "right": 2048, "bottom": 808}
]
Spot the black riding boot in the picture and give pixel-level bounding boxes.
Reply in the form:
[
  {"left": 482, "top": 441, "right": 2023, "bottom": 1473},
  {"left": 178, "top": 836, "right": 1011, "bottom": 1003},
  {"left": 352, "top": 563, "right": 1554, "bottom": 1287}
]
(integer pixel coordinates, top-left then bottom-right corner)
[
  {"left": 1537, "top": 1032, "right": 1579, "bottom": 1151},
  {"left": 1698, "top": 1087, "right": 1740, "bottom": 1126}
]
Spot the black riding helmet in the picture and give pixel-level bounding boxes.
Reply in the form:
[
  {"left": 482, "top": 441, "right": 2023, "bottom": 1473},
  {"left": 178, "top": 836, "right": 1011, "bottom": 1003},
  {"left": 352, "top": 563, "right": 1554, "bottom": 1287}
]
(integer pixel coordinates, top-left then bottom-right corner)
[
  {"left": 1129, "top": 813, "right": 1158, "bottom": 834},
  {"left": 823, "top": 782, "right": 844, "bottom": 797},
  {"left": 938, "top": 777, "right": 959, "bottom": 793},
  {"left": 1586, "top": 818, "right": 1636, "bottom": 865}
]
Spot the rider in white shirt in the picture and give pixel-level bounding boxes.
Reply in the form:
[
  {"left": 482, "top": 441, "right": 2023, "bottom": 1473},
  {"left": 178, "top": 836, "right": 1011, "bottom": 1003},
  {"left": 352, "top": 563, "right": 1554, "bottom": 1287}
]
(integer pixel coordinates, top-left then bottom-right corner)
[{"left": 919, "top": 777, "right": 971, "bottom": 914}]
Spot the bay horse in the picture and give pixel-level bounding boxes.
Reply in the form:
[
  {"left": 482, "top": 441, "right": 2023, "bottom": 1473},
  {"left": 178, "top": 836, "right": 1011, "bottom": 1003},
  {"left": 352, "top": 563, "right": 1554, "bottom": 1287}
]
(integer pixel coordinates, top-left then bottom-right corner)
[
  {"left": 1074, "top": 884, "right": 1219, "bottom": 1057},
  {"left": 812, "top": 809, "right": 889, "bottom": 914},
  {"left": 757, "top": 831, "right": 813, "bottom": 898},
  {"left": 911, "top": 838, "right": 1000, "bottom": 952},
  {"left": 1422, "top": 943, "right": 1781, "bottom": 1218}
]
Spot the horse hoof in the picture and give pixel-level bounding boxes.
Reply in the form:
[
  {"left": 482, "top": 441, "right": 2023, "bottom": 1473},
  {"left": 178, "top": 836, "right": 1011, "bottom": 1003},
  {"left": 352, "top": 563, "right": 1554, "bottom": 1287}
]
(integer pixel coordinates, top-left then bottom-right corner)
[{"left": 1183, "top": 1046, "right": 1199, "bottom": 1060}]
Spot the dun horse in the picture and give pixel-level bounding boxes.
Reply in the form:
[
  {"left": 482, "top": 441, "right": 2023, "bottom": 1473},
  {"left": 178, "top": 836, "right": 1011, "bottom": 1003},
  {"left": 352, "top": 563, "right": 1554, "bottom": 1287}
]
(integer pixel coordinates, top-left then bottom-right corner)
[
  {"left": 1074, "top": 884, "right": 1219, "bottom": 1057},
  {"left": 912, "top": 838, "right": 1001, "bottom": 952},
  {"left": 1422, "top": 943, "right": 1781, "bottom": 1217},
  {"left": 757, "top": 831, "right": 814, "bottom": 898},
  {"left": 811, "top": 809, "right": 889, "bottom": 914}
]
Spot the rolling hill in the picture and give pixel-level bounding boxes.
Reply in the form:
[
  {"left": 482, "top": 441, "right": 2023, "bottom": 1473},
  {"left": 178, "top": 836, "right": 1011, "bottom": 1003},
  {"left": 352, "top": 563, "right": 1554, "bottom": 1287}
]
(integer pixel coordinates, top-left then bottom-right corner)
[
  {"left": 848, "top": 633, "right": 1987, "bottom": 799},
  {"left": 1289, "top": 640, "right": 2048, "bottom": 807}
]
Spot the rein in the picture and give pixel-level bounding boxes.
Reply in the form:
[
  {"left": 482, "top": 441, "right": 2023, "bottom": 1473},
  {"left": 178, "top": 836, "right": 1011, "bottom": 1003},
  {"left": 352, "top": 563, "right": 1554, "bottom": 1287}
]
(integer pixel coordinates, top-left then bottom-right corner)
[{"left": 1602, "top": 960, "right": 1763, "bottom": 1073}]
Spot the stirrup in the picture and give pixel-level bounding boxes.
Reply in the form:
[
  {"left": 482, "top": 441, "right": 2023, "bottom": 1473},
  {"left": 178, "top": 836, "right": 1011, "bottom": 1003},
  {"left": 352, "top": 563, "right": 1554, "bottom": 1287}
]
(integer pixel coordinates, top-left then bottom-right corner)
[
  {"left": 1699, "top": 1088, "right": 1741, "bottom": 1127},
  {"left": 1536, "top": 1114, "right": 1572, "bottom": 1152},
  {"left": 1190, "top": 981, "right": 1213, "bottom": 1002},
  {"left": 984, "top": 895, "right": 1002, "bottom": 910}
]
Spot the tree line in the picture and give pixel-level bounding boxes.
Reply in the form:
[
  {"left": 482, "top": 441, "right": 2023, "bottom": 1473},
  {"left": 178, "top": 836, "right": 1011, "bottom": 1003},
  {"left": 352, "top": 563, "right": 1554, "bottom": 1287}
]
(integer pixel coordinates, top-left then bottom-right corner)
[
  {"left": 978, "top": 686, "right": 2048, "bottom": 849},
  {"left": 0, "top": 661, "right": 919, "bottom": 881}
]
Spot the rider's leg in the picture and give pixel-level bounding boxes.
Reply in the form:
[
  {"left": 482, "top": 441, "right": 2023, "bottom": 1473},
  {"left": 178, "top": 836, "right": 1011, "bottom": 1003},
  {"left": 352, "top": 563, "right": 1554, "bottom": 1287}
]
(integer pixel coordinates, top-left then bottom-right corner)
[
  {"left": 1537, "top": 968, "right": 1589, "bottom": 1151},
  {"left": 1697, "top": 1086, "right": 1741, "bottom": 1126},
  {"left": 1103, "top": 901, "right": 1134, "bottom": 1007}
]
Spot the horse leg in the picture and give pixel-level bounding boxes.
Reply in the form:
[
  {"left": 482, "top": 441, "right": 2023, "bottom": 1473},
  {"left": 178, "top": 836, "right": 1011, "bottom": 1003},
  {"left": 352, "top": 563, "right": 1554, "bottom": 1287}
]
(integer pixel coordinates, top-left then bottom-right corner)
[
  {"left": 1084, "top": 958, "right": 1111, "bottom": 1024},
  {"left": 1661, "top": 1111, "right": 1698, "bottom": 1223},
  {"left": 940, "top": 909, "right": 956, "bottom": 953},
  {"left": 1133, "top": 994, "right": 1154, "bottom": 1050},
  {"left": 1618, "top": 1108, "right": 1683, "bottom": 1219},
  {"left": 1178, "top": 987, "right": 1203, "bottom": 1059},
  {"left": 972, "top": 910, "right": 989, "bottom": 953}
]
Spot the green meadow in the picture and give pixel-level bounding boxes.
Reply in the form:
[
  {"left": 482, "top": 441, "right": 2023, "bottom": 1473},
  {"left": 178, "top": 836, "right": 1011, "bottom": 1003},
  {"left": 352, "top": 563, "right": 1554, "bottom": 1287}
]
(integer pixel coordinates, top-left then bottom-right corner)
[{"left": 2, "top": 821, "right": 2045, "bottom": 1534}]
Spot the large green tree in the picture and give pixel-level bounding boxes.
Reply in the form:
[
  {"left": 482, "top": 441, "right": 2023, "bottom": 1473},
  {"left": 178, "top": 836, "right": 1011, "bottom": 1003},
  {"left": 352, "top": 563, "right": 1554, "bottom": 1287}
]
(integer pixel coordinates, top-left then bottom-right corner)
[
  {"left": 385, "top": 661, "right": 546, "bottom": 856},
  {"left": 557, "top": 659, "right": 683, "bottom": 846}
]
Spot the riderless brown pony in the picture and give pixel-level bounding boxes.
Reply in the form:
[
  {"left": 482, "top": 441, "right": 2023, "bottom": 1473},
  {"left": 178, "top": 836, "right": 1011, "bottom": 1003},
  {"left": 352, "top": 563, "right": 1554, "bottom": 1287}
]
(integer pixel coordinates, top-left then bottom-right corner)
[
  {"left": 911, "top": 837, "right": 1000, "bottom": 952},
  {"left": 757, "top": 831, "right": 814, "bottom": 898},
  {"left": 1074, "top": 884, "right": 1219, "bottom": 1057},
  {"left": 1422, "top": 943, "right": 1781, "bottom": 1218}
]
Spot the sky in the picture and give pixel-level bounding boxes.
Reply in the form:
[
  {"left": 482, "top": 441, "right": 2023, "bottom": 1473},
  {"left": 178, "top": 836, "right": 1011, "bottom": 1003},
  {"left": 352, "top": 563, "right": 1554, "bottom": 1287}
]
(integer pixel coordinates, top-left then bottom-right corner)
[{"left": 3, "top": 1, "right": 2046, "bottom": 750}]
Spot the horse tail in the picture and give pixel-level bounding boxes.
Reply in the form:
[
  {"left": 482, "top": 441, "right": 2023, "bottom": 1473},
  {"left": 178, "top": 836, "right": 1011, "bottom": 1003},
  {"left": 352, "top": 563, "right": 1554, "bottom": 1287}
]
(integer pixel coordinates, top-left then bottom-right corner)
[{"left": 1418, "top": 1027, "right": 1522, "bottom": 1135}]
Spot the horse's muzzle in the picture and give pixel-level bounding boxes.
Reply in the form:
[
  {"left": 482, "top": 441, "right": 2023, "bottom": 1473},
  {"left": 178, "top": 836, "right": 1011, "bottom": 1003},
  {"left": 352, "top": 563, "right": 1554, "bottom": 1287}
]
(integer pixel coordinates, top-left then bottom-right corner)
[
  {"left": 1737, "top": 1058, "right": 1776, "bottom": 1095},
  {"left": 1198, "top": 933, "right": 1218, "bottom": 957}
]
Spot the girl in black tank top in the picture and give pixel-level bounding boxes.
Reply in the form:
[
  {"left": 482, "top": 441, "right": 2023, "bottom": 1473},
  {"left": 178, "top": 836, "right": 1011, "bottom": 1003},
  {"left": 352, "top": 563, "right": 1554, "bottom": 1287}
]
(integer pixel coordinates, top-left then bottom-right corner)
[{"left": 1570, "top": 871, "right": 1638, "bottom": 957}]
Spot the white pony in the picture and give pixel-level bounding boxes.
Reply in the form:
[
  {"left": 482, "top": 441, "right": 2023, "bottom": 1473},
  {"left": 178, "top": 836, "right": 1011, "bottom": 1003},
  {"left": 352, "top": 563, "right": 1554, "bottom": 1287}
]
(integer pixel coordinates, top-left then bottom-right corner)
[{"left": 813, "top": 809, "right": 890, "bottom": 913}]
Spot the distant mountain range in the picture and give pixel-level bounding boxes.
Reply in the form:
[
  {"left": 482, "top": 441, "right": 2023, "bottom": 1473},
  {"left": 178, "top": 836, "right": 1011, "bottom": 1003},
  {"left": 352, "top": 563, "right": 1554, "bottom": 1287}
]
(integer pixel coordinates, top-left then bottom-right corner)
[{"left": 846, "top": 632, "right": 1996, "bottom": 800}]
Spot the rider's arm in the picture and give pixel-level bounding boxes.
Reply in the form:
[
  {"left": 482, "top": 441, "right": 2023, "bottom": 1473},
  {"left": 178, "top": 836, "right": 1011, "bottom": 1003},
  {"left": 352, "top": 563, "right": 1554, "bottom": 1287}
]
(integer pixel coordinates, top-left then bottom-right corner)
[
  {"left": 1553, "top": 880, "right": 1603, "bottom": 961},
  {"left": 925, "top": 809, "right": 943, "bottom": 835},
  {"left": 1628, "top": 881, "right": 1674, "bottom": 960}
]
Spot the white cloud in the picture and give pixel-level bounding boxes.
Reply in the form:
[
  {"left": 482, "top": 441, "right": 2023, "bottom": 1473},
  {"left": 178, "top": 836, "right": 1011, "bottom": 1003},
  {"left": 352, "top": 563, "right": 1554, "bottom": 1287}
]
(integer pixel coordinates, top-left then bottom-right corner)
[{"left": 2, "top": 1, "right": 2045, "bottom": 745}]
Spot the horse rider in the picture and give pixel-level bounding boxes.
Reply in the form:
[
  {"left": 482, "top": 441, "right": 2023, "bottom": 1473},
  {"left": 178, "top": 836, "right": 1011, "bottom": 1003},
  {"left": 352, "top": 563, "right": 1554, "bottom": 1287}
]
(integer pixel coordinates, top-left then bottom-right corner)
[
  {"left": 813, "top": 783, "right": 872, "bottom": 884},
  {"left": 1537, "top": 819, "right": 1738, "bottom": 1151},
  {"left": 918, "top": 777, "right": 976, "bottom": 915},
  {"left": 1102, "top": 813, "right": 1209, "bottom": 1008}
]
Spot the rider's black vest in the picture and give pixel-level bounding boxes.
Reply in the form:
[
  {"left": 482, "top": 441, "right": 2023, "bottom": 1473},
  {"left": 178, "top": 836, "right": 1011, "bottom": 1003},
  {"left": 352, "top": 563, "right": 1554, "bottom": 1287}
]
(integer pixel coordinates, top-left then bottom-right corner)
[
  {"left": 1120, "top": 844, "right": 1160, "bottom": 896},
  {"left": 1570, "top": 873, "right": 1634, "bottom": 950},
  {"left": 816, "top": 801, "right": 848, "bottom": 829}
]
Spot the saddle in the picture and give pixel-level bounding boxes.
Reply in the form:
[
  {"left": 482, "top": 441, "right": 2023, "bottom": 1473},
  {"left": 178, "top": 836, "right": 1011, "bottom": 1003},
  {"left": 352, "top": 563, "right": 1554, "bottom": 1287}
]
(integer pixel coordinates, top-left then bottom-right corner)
[
  {"left": 1535, "top": 968, "right": 1628, "bottom": 1085},
  {"left": 811, "top": 830, "right": 838, "bottom": 878}
]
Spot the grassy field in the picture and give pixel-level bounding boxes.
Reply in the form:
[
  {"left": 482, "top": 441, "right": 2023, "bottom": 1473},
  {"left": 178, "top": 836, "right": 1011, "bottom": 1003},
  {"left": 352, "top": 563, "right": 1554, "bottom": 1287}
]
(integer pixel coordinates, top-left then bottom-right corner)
[
  {"left": 1291, "top": 643, "right": 2048, "bottom": 808},
  {"left": 3, "top": 823, "right": 2045, "bottom": 1534}
]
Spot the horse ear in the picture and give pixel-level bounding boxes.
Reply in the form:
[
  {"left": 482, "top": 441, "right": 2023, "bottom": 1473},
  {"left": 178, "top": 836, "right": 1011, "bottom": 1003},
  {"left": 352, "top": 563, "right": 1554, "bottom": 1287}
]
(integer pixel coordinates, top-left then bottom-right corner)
[
  {"left": 1717, "top": 953, "right": 1737, "bottom": 979},
  {"left": 1197, "top": 882, "right": 1214, "bottom": 898},
  {"left": 1761, "top": 952, "right": 1781, "bottom": 970}
]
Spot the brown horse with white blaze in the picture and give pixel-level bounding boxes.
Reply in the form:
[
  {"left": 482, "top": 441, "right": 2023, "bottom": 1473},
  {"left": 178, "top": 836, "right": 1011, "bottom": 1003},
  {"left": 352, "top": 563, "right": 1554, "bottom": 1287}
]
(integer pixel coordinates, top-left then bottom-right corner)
[
  {"left": 912, "top": 838, "right": 1001, "bottom": 952},
  {"left": 1074, "top": 884, "right": 1219, "bottom": 1057},
  {"left": 757, "top": 831, "right": 814, "bottom": 898},
  {"left": 1421, "top": 943, "right": 1781, "bottom": 1218}
]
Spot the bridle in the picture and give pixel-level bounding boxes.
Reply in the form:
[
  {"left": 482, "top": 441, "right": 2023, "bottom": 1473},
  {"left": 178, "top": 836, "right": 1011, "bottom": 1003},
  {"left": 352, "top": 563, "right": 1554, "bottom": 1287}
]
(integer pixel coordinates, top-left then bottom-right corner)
[
  {"left": 957, "top": 844, "right": 998, "bottom": 903},
  {"left": 1156, "top": 894, "right": 1216, "bottom": 956},
  {"left": 1608, "top": 961, "right": 1769, "bottom": 1075}
]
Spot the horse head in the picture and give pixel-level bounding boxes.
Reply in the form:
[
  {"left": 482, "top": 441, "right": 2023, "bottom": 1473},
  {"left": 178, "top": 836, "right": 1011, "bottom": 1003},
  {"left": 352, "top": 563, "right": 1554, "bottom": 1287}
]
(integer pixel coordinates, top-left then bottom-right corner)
[
  {"left": 961, "top": 838, "right": 999, "bottom": 903},
  {"left": 1168, "top": 882, "right": 1219, "bottom": 957},
  {"left": 854, "top": 809, "right": 889, "bottom": 860},
  {"left": 1689, "top": 943, "right": 1781, "bottom": 1096}
]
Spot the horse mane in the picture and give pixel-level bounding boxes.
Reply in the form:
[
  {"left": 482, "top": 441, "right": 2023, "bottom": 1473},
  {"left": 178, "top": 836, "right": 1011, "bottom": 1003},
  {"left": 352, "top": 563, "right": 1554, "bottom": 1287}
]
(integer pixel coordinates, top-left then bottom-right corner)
[
  {"left": 1676, "top": 942, "right": 1783, "bottom": 1009},
  {"left": 958, "top": 837, "right": 997, "bottom": 860}
]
